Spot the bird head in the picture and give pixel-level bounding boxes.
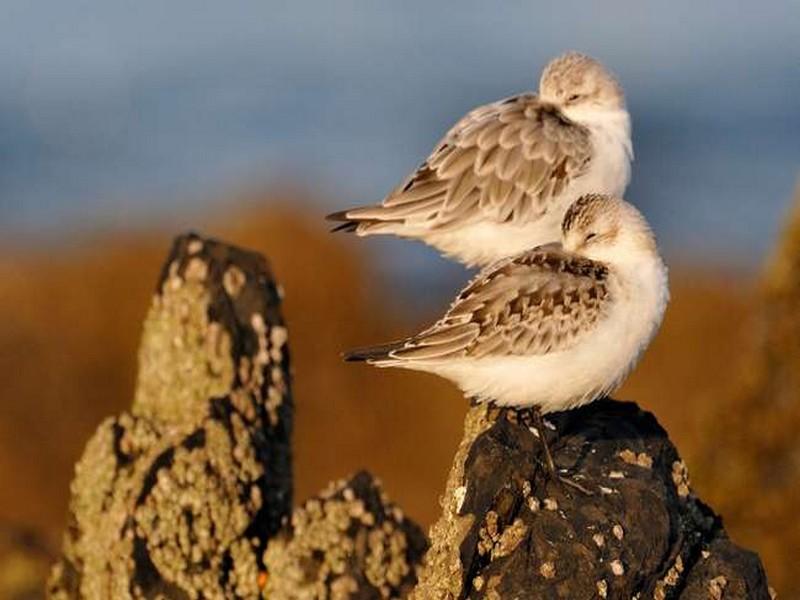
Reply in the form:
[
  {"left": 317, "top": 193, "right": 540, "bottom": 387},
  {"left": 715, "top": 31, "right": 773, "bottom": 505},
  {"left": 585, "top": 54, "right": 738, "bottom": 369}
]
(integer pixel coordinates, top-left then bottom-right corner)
[
  {"left": 539, "top": 52, "right": 626, "bottom": 121},
  {"left": 561, "top": 194, "right": 657, "bottom": 263}
]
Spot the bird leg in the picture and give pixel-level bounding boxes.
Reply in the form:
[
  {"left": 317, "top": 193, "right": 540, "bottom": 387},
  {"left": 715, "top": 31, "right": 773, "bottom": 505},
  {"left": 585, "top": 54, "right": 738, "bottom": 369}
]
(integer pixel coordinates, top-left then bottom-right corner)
[{"left": 531, "top": 407, "right": 593, "bottom": 496}]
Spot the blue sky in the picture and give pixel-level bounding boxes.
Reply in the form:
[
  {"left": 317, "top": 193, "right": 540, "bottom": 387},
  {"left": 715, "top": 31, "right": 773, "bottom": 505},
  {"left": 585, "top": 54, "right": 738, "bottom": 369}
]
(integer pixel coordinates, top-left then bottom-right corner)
[{"left": 0, "top": 1, "right": 798, "bottom": 273}]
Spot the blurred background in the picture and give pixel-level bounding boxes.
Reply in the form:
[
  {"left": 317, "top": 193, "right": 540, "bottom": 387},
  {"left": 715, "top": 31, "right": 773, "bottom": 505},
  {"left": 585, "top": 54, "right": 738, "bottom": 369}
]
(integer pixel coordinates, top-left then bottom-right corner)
[{"left": 1, "top": 1, "right": 799, "bottom": 597}]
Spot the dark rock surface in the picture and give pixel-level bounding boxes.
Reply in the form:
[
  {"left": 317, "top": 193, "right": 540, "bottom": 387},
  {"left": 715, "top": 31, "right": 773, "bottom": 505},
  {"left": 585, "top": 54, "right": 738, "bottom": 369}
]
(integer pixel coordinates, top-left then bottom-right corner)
[{"left": 411, "top": 401, "right": 773, "bottom": 599}]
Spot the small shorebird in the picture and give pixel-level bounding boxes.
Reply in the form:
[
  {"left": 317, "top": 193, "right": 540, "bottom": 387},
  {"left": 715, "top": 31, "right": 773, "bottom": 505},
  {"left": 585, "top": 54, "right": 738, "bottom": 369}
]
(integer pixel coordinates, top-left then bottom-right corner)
[
  {"left": 328, "top": 52, "right": 633, "bottom": 267},
  {"left": 345, "top": 195, "right": 668, "bottom": 490}
]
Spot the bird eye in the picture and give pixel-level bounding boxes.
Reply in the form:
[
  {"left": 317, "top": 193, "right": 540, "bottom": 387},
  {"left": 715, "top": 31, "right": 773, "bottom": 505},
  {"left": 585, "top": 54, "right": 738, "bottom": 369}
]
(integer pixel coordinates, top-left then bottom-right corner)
[
  {"left": 584, "top": 232, "right": 597, "bottom": 243},
  {"left": 567, "top": 94, "right": 581, "bottom": 102}
]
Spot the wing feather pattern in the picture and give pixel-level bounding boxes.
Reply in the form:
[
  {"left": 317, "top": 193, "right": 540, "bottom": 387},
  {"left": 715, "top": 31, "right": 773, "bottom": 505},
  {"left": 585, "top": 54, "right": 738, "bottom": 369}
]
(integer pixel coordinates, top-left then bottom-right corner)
[
  {"left": 347, "top": 247, "right": 612, "bottom": 365},
  {"left": 327, "top": 94, "right": 592, "bottom": 232}
]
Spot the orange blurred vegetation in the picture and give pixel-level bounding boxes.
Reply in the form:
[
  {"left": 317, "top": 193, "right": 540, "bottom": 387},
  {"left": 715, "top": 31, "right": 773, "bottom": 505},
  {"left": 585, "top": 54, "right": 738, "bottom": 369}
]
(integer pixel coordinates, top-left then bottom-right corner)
[{"left": 0, "top": 188, "right": 796, "bottom": 596}]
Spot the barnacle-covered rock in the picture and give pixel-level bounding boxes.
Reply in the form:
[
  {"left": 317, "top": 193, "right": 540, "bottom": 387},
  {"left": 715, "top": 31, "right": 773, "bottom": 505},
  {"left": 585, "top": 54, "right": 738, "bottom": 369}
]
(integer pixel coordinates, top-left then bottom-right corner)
[
  {"left": 263, "top": 471, "right": 428, "bottom": 599},
  {"left": 47, "top": 233, "right": 292, "bottom": 599},
  {"left": 411, "top": 400, "right": 772, "bottom": 599},
  {"left": 45, "top": 231, "right": 772, "bottom": 599}
]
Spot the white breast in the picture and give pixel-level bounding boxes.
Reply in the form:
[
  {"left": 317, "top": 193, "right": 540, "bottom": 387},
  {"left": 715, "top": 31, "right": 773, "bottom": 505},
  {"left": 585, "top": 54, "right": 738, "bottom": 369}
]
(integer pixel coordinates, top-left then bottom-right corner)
[
  {"left": 411, "top": 109, "right": 633, "bottom": 267},
  {"left": 412, "top": 253, "right": 668, "bottom": 412},
  {"left": 572, "top": 109, "right": 633, "bottom": 202}
]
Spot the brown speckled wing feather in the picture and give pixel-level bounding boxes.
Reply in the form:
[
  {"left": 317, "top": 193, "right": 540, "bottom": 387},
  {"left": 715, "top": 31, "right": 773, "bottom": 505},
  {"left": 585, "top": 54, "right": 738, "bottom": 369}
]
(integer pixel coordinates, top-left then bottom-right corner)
[
  {"left": 386, "top": 247, "right": 611, "bottom": 362},
  {"left": 344, "top": 95, "right": 592, "bottom": 229}
]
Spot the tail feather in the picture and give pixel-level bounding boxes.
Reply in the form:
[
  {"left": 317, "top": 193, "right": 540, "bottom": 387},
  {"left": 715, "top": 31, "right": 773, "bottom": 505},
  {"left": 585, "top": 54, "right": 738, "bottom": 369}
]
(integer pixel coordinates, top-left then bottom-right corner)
[
  {"left": 330, "top": 220, "right": 359, "bottom": 233},
  {"left": 326, "top": 206, "right": 405, "bottom": 235},
  {"left": 325, "top": 209, "right": 353, "bottom": 222},
  {"left": 343, "top": 340, "right": 406, "bottom": 362},
  {"left": 325, "top": 209, "right": 358, "bottom": 232}
]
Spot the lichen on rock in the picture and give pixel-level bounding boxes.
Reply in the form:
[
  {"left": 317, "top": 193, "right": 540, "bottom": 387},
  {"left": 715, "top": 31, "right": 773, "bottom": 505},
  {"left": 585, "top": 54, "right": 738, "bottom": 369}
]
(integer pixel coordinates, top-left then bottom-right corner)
[
  {"left": 132, "top": 259, "right": 234, "bottom": 426},
  {"left": 47, "top": 233, "right": 292, "bottom": 599},
  {"left": 410, "top": 403, "right": 493, "bottom": 600},
  {"left": 263, "top": 471, "right": 428, "bottom": 599}
]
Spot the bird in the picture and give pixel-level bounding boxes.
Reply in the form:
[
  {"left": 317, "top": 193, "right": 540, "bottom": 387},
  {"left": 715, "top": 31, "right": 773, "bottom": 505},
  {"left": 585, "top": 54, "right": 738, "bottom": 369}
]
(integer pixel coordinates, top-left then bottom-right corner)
[
  {"left": 327, "top": 52, "right": 633, "bottom": 267},
  {"left": 344, "top": 194, "right": 668, "bottom": 490}
]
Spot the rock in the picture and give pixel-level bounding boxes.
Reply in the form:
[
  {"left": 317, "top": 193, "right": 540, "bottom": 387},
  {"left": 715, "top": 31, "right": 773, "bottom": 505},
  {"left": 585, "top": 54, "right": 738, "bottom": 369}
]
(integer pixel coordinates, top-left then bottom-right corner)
[
  {"left": 263, "top": 471, "right": 428, "bottom": 598},
  {"left": 411, "top": 400, "right": 772, "bottom": 599},
  {"left": 46, "top": 233, "right": 430, "bottom": 599},
  {"left": 47, "top": 233, "right": 293, "bottom": 599},
  {"left": 45, "top": 232, "right": 772, "bottom": 599}
]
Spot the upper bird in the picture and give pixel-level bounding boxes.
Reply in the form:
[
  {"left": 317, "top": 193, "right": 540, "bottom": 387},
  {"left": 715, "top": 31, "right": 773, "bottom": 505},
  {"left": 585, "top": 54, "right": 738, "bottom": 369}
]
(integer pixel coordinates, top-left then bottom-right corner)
[
  {"left": 344, "top": 194, "right": 668, "bottom": 414},
  {"left": 327, "top": 52, "right": 633, "bottom": 267}
]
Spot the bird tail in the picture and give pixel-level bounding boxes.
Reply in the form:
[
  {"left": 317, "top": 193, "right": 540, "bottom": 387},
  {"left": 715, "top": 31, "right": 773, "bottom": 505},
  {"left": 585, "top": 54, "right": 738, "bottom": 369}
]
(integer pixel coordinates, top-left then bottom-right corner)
[
  {"left": 325, "top": 209, "right": 360, "bottom": 232},
  {"left": 325, "top": 206, "right": 403, "bottom": 235},
  {"left": 343, "top": 340, "right": 406, "bottom": 363}
]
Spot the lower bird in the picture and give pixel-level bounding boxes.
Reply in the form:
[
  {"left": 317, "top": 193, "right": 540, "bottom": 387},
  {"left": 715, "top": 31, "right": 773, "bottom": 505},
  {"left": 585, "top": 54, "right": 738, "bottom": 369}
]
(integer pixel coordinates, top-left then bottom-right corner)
[{"left": 345, "top": 194, "right": 668, "bottom": 490}]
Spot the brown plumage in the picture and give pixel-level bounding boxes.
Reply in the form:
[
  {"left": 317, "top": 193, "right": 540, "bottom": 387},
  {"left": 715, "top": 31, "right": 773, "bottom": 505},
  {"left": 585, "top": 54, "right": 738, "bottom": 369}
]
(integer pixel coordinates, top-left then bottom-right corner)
[
  {"left": 328, "top": 94, "right": 592, "bottom": 233},
  {"left": 346, "top": 245, "right": 611, "bottom": 364}
]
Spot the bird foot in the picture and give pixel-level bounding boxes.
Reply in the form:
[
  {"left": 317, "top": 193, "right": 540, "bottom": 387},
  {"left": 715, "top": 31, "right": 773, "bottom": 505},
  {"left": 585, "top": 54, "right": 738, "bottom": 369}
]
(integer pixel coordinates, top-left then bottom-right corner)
[
  {"left": 533, "top": 455, "right": 594, "bottom": 496},
  {"left": 554, "top": 472, "right": 594, "bottom": 496}
]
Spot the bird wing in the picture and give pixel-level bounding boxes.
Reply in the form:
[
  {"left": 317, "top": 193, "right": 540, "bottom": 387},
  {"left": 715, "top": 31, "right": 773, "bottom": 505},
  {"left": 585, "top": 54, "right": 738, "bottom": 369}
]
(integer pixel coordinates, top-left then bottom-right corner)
[
  {"left": 350, "top": 246, "right": 611, "bottom": 364},
  {"left": 330, "top": 94, "right": 592, "bottom": 230}
]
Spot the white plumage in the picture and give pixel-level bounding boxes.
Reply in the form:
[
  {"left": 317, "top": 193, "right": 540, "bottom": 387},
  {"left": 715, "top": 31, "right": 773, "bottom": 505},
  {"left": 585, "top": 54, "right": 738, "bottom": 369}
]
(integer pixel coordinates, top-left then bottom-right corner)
[{"left": 346, "top": 195, "right": 669, "bottom": 413}]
